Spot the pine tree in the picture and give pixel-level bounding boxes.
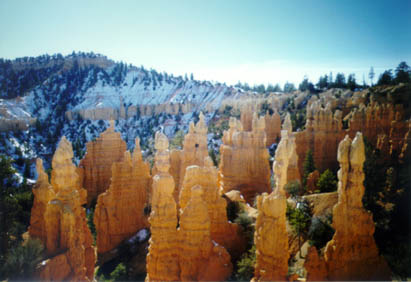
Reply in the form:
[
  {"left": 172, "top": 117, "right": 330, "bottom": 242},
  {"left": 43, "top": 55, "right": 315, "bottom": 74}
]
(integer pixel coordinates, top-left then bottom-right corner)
[{"left": 369, "top": 66, "right": 375, "bottom": 86}]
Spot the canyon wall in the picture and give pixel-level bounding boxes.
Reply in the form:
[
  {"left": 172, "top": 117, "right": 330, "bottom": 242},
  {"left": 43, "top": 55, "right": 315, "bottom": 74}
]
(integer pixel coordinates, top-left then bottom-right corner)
[
  {"left": 219, "top": 114, "right": 271, "bottom": 203},
  {"left": 65, "top": 102, "right": 196, "bottom": 120},
  {"left": 295, "top": 101, "right": 344, "bottom": 176},
  {"left": 264, "top": 110, "right": 281, "bottom": 146}
]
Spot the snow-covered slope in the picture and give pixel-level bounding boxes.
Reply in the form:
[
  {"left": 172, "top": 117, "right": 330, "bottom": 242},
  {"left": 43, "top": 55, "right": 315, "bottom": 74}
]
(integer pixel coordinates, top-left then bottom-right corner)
[{"left": 0, "top": 52, "right": 242, "bottom": 176}]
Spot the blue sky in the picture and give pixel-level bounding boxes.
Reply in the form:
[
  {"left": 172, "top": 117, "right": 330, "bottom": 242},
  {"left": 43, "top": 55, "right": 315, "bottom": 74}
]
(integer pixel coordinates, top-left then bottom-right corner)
[{"left": 1, "top": 0, "right": 410, "bottom": 86}]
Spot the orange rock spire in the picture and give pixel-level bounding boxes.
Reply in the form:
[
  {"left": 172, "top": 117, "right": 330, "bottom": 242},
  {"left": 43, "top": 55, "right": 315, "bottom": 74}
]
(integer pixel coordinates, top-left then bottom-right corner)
[
  {"left": 323, "top": 132, "right": 390, "bottom": 280},
  {"left": 29, "top": 158, "right": 55, "bottom": 245},
  {"left": 253, "top": 129, "right": 293, "bottom": 281},
  {"left": 94, "top": 138, "right": 151, "bottom": 254},
  {"left": 178, "top": 185, "right": 232, "bottom": 281},
  {"left": 79, "top": 120, "right": 127, "bottom": 204},
  {"left": 169, "top": 112, "right": 209, "bottom": 202},
  {"left": 146, "top": 132, "right": 180, "bottom": 281},
  {"left": 179, "top": 157, "right": 244, "bottom": 258},
  {"left": 264, "top": 109, "right": 281, "bottom": 146},
  {"left": 33, "top": 137, "right": 95, "bottom": 281}
]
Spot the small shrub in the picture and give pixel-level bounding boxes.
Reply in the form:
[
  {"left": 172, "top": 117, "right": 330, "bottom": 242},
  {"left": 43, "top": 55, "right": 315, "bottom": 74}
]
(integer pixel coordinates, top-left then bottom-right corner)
[
  {"left": 234, "top": 211, "right": 254, "bottom": 247},
  {"left": 317, "top": 169, "right": 337, "bottom": 193},
  {"left": 170, "top": 130, "right": 184, "bottom": 150},
  {"left": 235, "top": 245, "right": 256, "bottom": 281},
  {"left": 284, "top": 180, "right": 302, "bottom": 198},
  {"left": 111, "top": 263, "right": 127, "bottom": 281},
  {"left": 2, "top": 238, "right": 44, "bottom": 280}
]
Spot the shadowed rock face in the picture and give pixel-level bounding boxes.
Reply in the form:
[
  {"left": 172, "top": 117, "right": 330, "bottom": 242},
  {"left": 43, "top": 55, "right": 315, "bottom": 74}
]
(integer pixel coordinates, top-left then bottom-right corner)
[
  {"left": 253, "top": 129, "right": 294, "bottom": 281},
  {"left": 179, "top": 158, "right": 245, "bottom": 260},
  {"left": 30, "top": 137, "right": 95, "bottom": 281},
  {"left": 78, "top": 120, "right": 127, "bottom": 205},
  {"left": 219, "top": 114, "right": 271, "bottom": 203},
  {"left": 322, "top": 132, "right": 391, "bottom": 281},
  {"left": 304, "top": 246, "right": 327, "bottom": 282},
  {"left": 94, "top": 138, "right": 151, "bottom": 254}
]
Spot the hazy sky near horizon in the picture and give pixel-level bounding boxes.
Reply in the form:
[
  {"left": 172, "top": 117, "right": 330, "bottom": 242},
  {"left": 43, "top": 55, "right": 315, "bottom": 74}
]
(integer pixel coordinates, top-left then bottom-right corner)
[{"left": 1, "top": 0, "right": 410, "bottom": 86}]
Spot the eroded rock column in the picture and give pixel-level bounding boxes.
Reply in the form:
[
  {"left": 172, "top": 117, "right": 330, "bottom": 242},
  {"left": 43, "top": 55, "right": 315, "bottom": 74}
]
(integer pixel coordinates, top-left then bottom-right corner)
[
  {"left": 146, "top": 132, "right": 180, "bottom": 281},
  {"left": 94, "top": 138, "right": 151, "bottom": 254},
  {"left": 178, "top": 185, "right": 232, "bottom": 281},
  {"left": 323, "top": 132, "right": 391, "bottom": 281},
  {"left": 179, "top": 157, "right": 244, "bottom": 258},
  {"left": 33, "top": 137, "right": 95, "bottom": 281},
  {"left": 253, "top": 129, "right": 294, "bottom": 281}
]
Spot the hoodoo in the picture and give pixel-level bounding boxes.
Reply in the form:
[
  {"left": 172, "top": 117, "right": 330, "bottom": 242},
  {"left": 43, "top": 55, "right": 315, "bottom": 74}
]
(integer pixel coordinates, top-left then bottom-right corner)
[
  {"left": 179, "top": 157, "right": 244, "bottom": 258},
  {"left": 146, "top": 132, "right": 180, "bottom": 281},
  {"left": 178, "top": 185, "right": 232, "bottom": 281},
  {"left": 169, "top": 112, "right": 209, "bottom": 202},
  {"left": 323, "top": 132, "right": 391, "bottom": 280},
  {"left": 79, "top": 120, "right": 127, "bottom": 204},
  {"left": 94, "top": 138, "right": 151, "bottom": 254},
  {"left": 30, "top": 137, "right": 95, "bottom": 281},
  {"left": 253, "top": 128, "right": 296, "bottom": 281}
]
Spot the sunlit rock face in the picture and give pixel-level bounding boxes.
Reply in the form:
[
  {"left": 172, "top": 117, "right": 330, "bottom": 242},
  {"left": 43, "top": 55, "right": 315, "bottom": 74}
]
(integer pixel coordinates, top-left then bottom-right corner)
[
  {"left": 178, "top": 185, "right": 232, "bottom": 281},
  {"left": 78, "top": 120, "right": 127, "bottom": 205},
  {"left": 146, "top": 132, "right": 233, "bottom": 281},
  {"left": 219, "top": 114, "right": 271, "bottom": 203},
  {"left": 29, "top": 158, "right": 55, "bottom": 245},
  {"left": 323, "top": 133, "right": 391, "bottom": 281},
  {"left": 94, "top": 138, "right": 151, "bottom": 254},
  {"left": 253, "top": 129, "right": 294, "bottom": 281},
  {"left": 295, "top": 101, "right": 344, "bottom": 176},
  {"left": 30, "top": 137, "right": 95, "bottom": 281},
  {"left": 179, "top": 157, "right": 245, "bottom": 259},
  {"left": 264, "top": 110, "right": 281, "bottom": 146},
  {"left": 146, "top": 132, "right": 180, "bottom": 282},
  {"left": 167, "top": 112, "right": 209, "bottom": 203}
]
